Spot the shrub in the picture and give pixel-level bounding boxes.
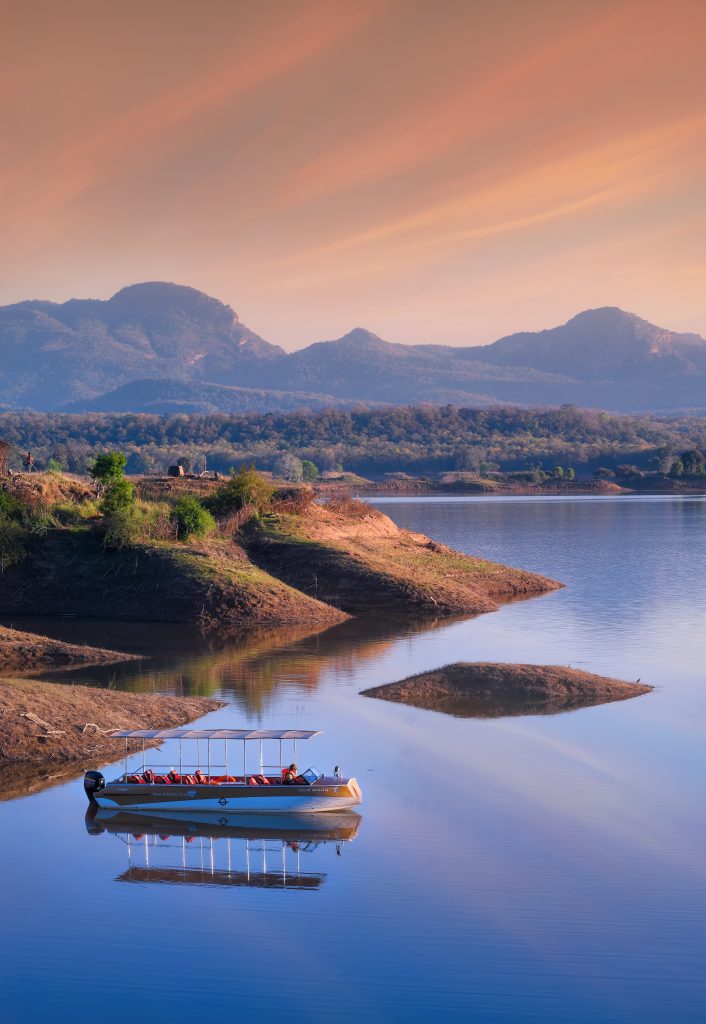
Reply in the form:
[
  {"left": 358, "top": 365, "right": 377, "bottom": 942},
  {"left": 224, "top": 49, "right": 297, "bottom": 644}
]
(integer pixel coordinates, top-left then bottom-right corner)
[
  {"left": 171, "top": 497, "right": 216, "bottom": 541},
  {"left": 206, "top": 466, "right": 274, "bottom": 518},
  {"left": 323, "top": 494, "right": 370, "bottom": 517},
  {"left": 271, "top": 486, "right": 316, "bottom": 514},
  {"left": 101, "top": 478, "right": 135, "bottom": 515},
  {"left": 301, "top": 460, "right": 319, "bottom": 481},
  {"left": 101, "top": 507, "right": 140, "bottom": 549},
  {"left": 90, "top": 451, "right": 128, "bottom": 483}
]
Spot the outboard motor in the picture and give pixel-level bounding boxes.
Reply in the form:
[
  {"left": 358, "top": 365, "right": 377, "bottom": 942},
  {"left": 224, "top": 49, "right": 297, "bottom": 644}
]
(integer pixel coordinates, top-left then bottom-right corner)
[{"left": 84, "top": 770, "right": 105, "bottom": 803}]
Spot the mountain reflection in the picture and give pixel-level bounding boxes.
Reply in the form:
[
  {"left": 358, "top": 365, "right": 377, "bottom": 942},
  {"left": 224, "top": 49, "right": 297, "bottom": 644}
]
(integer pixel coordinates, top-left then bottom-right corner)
[{"left": 86, "top": 807, "right": 361, "bottom": 890}]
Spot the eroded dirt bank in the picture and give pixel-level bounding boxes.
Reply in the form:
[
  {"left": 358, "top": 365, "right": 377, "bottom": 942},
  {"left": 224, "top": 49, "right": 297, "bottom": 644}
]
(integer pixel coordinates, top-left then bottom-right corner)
[
  {"left": 0, "top": 625, "right": 140, "bottom": 672},
  {"left": 0, "top": 677, "right": 223, "bottom": 767},
  {"left": 361, "top": 662, "right": 653, "bottom": 718},
  {"left": 244, "top": 500, "right": 562, "bottom": 616}
]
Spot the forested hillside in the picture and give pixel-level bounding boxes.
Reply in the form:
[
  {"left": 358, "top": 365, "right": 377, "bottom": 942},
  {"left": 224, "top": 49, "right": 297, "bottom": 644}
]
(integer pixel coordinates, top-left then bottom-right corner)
[{"left": 2, "top": 406, "right": 705, "bottom": 478}]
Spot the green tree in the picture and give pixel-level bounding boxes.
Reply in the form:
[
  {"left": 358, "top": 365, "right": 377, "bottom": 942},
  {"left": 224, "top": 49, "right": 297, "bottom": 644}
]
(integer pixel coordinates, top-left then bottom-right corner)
[
  {"left": 46, "top": 458, "right": 63, "bottom": 474},
  {"left": 565, "top": 467, "right": 575, "bottom": 480},
  {"left": 669, "top": 459, "right": 684, "bottom": 478},
  {"left": 90, "top": 451, "right": 127, "bottom": 483},
  {"left": 553, "top": 466, "right": 564, "bottom": 479},
  {"left": 171, "top": 497, "right": 216, "bottom": 540},
  {"left": 301, "top": 459, "right": 320, "bottom": 481}
]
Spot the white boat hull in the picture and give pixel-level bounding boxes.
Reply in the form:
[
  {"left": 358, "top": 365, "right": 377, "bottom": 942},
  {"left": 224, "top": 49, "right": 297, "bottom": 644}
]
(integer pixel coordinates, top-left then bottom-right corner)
[{"left": 92, "top": 776, "right": 363, "bottom": 815}]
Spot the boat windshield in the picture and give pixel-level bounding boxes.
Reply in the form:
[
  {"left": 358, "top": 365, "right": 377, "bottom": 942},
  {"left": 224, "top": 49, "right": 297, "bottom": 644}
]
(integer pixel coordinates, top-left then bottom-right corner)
[{"left": 301, "top": 767, "right": 322, "bottom": 785}]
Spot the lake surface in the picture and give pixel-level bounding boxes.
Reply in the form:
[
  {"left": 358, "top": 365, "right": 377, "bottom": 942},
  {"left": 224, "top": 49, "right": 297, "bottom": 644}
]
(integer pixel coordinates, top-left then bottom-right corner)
[{"left": 1, "top": 495, "right": 705, "bottom": 1022}]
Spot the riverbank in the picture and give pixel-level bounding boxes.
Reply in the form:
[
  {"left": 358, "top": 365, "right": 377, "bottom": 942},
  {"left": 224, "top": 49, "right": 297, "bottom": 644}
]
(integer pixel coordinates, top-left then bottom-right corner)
[
  {"left": 243, "top": 498, "right": 561, "bottom": 615},
  {"left": 351, "top": 477, "right": 627, "bottom": 497},
  {"left": 0, "top": 473, "right": 560, "bottom": 626},
  {"left": 0, "top": 625, "right": 139, "bottom": 672},
  {"left": 0, "top": 676, "right": 223, "bottom": 767},
  {"left": 361, "top": 662, "right": 653, "bottom": 717}
]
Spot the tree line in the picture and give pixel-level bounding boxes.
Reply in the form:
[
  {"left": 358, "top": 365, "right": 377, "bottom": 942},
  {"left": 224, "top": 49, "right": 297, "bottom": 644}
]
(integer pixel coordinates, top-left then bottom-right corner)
[{"left": 0, "top": 405, "right": 705, "bottom": 478}]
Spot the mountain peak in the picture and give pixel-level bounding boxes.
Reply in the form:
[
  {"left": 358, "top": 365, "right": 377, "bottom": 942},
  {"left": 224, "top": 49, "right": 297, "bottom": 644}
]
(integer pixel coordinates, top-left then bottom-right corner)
[
  {"left": 335, "top": 327, "right": 387, "bottom": 346},
  {"left": 567, "top": 306, "right": 639, "bottom": 324},
  {"left": 107, "top": 281, "right": 238, "bottom": 325}
]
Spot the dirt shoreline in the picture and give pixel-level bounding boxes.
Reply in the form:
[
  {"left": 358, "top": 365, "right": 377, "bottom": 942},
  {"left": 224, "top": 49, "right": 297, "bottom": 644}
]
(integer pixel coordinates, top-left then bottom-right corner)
[
  {"left": 243, "top": 500, "right": 561, "bottom": 617},
  {"left": 361, "top": 662, "right": 653, "bottom": 718},
  {"left": 0, "top": 676, "right": 223, "bottom": 768},
  {"left": 0, "top": 624, "right": 140, "bottom": 672}
]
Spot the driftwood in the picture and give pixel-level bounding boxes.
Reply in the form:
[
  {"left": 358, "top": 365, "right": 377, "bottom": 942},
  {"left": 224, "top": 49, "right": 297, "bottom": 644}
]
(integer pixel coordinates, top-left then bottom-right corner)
[{"left": 20, "top": 711, "right": 65, "bottom": 735}]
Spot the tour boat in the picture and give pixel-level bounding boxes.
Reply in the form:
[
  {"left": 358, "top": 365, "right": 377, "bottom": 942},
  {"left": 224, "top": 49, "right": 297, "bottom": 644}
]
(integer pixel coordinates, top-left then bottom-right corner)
[{"left": 84, "top": 728, "right": 363, "bottom": 813}]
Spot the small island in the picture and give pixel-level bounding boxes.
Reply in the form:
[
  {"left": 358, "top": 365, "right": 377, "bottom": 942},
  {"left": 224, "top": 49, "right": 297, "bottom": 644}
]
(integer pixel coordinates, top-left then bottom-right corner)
[{"left": 361, "top": 662, "right": 653, "bottom": 718}]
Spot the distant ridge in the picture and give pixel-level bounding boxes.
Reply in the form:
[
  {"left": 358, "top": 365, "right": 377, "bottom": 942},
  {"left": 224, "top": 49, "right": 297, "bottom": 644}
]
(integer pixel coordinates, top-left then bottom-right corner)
[{"left": 1, "top": 283, "right": 705, "bottom": 413}]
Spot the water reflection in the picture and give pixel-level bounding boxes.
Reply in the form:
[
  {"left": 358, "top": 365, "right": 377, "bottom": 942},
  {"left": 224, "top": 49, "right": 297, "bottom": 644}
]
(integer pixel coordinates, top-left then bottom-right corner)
[
  {"left": 8, "top": 613, "right": 461, "bottom": 713},
  {"left": 86, "top": 807, "right": 361, "bottom": 890},
  {"left": 0, "top": 761, "right": 81, "bottom": 803}
]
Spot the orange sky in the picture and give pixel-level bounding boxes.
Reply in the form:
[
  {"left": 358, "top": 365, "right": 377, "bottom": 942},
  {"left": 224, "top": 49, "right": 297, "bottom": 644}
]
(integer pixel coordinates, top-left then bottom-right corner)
[{"left": 1, "top": 0, "right": 705, "bottom": 347}]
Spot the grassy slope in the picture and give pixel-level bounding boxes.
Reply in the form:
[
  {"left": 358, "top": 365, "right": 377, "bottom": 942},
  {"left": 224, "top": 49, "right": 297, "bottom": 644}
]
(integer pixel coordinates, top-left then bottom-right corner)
[
  {"left": 0, "top": 528, "right": 347, "bottom": 629},
  {"left": 243, "top": 501, "right": 561, "bottom": 615}
]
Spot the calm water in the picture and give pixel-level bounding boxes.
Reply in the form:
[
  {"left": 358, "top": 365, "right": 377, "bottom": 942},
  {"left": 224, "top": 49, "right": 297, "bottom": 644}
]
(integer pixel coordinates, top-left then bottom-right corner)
[{"left": 1, "top": 495, "right": 705, "bottom": 1022}]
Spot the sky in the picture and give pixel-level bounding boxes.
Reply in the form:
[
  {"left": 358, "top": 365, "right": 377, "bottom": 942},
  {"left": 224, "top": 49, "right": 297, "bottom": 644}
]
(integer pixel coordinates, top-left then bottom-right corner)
[{"left": 1, "top": 0, "right": 705, "bottom": 349}]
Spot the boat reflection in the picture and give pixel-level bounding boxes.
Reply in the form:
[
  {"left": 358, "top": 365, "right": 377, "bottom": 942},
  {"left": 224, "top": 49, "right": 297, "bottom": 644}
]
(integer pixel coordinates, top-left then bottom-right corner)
[{"left": 86, "top": 807, "right": 362, "bottom": 890}]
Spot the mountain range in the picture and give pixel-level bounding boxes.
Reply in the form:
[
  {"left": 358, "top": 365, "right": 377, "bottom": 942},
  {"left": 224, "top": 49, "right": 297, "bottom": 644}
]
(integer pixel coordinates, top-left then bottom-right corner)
[{"left": 1, "top": 281, "right": 705, "bottom": 414}]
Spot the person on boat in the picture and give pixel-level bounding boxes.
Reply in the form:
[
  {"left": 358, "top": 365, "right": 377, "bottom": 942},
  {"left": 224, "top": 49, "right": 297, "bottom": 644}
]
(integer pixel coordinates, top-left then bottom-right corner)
[
  {"left": 282, "top": 763, "right": 299, "bottom": 784},
  {"left": 194, "top": 768, "right": 207, "bottom": 784}
]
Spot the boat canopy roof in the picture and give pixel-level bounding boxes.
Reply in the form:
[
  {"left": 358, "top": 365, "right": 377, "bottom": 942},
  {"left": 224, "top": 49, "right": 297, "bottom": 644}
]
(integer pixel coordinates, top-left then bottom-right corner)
[{"left": 110, "top": 728, "right": 321, "bottom": 741}]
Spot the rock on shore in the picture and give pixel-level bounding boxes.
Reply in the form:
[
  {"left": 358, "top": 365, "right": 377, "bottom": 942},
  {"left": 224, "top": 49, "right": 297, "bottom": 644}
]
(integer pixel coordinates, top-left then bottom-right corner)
[{"left": 361, "top": 662, "right": 653, "bottom": 718}]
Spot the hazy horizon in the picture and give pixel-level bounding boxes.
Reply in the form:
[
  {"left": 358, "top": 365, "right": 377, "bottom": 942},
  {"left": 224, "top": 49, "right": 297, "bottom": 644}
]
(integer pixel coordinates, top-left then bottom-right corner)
[{"left": 2, "top": 0, "right": 706, "bottom": 350}]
